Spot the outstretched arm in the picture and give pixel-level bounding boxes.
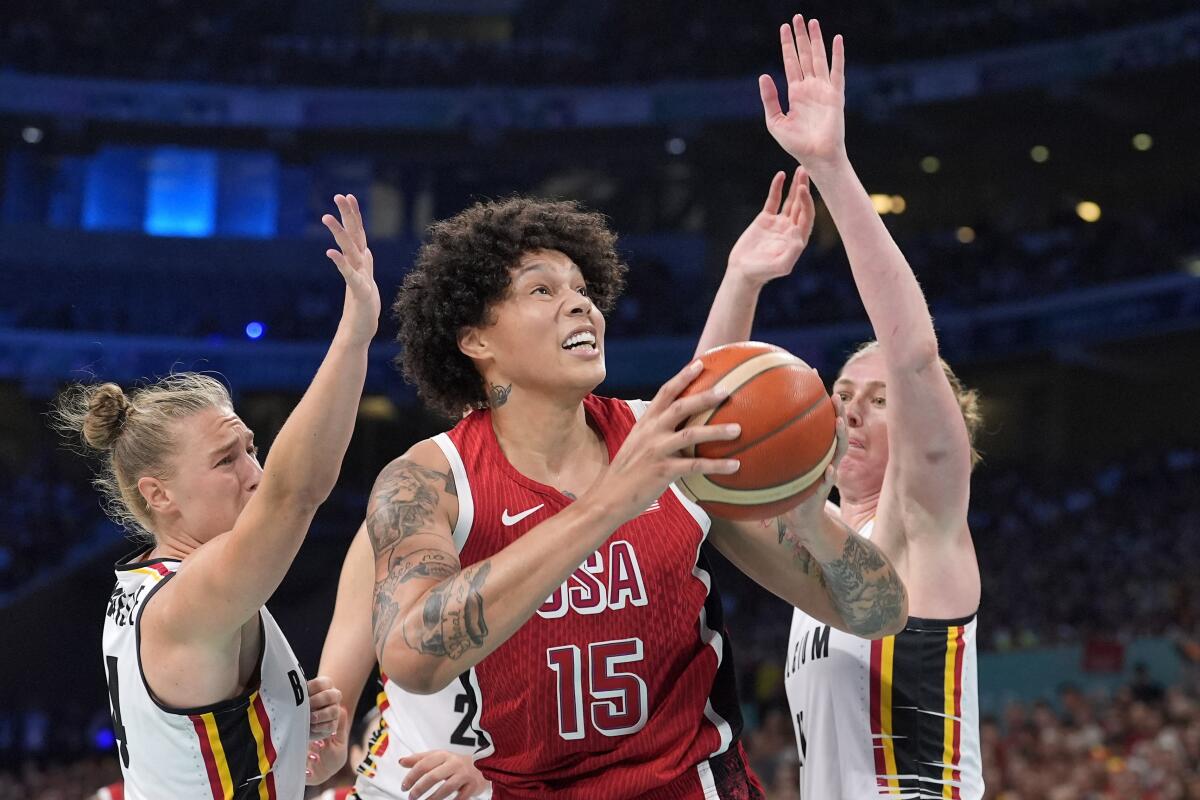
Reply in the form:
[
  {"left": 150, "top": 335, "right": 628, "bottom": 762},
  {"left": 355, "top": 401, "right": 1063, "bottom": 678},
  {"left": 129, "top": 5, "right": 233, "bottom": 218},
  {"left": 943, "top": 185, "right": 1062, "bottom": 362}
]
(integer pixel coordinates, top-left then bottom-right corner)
[
  {"left": 694, "top": 168, "right": 814, "bottom": 356},
  {"left": 759, "top": 17, "right": 971, "bottom": 532},
  {"left": 163, "top": 195, "right": 380, "bottom": 641}
]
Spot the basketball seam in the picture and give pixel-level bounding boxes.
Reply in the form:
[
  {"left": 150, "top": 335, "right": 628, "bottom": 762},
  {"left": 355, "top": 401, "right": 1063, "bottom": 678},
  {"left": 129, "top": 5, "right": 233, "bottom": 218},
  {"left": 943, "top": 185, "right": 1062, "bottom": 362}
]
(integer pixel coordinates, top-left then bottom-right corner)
[{"left": 717, "top": 392, "right": 830, "bottom": 461}]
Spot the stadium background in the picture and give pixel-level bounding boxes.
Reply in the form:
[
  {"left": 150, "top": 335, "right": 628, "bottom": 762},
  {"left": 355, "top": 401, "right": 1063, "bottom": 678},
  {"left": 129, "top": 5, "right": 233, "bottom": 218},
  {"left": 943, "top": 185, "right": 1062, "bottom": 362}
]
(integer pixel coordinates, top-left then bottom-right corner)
[{"left": 0, "top": 1, "right": 1198, "bottom": 797}]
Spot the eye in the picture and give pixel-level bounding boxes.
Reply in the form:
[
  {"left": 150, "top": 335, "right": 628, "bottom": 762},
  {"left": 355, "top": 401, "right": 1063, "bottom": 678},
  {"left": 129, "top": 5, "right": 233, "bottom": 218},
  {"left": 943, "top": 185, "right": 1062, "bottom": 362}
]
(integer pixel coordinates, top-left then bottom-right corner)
[
  {"left": 872, "top": 396, "right": 887, "bottom": 408},
  {"left": 247, "top": 445, "right": 259, "bottom": 458},
  {"left": 576, "top": 285, "right": 589, "bottom": 296},
  {"left": 837, "top": 391, "right": 851, "bottom": 401},
  {"left": 217, "top": 454, "right": 235, "bottom": 467},
  {"left": 531, "top": 285, "right": 551, "bottom": 296}
]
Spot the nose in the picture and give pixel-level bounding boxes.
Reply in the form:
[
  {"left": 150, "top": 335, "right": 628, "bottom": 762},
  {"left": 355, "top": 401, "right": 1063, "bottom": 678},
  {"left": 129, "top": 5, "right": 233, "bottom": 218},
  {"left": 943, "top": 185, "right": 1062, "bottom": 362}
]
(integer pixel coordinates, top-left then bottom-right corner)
[
  {"left": 567, "top": 294, "right": 593, "bottom": 317},
  {"left": 844, "top": 400, "right": 863, "bottom": 428}
]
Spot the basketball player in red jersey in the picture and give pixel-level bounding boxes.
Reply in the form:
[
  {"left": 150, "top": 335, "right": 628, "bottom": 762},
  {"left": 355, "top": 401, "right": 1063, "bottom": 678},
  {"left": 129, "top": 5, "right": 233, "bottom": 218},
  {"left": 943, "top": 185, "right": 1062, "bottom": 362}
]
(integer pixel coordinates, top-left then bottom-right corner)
[
  {"left": 306, "top": 170, "right": 818, "bottom": 800},
  {"left": 700, "top": 17, "right": 985, "bottom": 797},
  {"left": 363, "top": 194, "right": 908, "bottom": 798}
]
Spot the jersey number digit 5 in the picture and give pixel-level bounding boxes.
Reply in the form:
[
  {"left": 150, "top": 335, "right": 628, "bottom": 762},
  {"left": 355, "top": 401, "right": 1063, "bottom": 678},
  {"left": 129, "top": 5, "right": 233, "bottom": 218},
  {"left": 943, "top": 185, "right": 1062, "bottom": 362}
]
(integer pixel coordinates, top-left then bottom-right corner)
[{"left": 546, "top": 638, "right": 648, "bottom": 740}]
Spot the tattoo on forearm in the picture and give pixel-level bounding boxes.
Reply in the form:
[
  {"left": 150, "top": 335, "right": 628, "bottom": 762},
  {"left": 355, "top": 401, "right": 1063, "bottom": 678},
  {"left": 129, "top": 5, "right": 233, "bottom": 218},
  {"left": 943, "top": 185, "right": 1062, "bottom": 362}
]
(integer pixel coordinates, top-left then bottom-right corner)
[
  {"left": 774, "top": 518, "right": 905, "bottom": 637},
  {"left": 488, "top": 382, "right": 512, "bottom": 408},
  {"left": 821, "top": 535, "right": 906, "bottom": 637},
  {"left": 402, "top": 562, "right": 492, "bottom": 658}
]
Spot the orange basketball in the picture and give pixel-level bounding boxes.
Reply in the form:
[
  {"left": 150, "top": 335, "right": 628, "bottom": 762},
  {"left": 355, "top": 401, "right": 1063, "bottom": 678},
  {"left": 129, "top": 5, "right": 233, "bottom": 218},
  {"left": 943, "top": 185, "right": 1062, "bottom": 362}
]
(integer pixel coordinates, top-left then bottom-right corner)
[{"left": 676, "top": 341, "right": 836, "bottom": 521}]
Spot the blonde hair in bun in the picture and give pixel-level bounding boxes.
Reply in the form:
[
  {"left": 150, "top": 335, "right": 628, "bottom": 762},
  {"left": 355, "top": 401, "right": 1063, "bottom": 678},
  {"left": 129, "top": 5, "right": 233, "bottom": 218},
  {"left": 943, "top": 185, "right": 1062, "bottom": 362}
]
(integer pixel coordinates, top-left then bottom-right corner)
[{"left": 53, "top": 374, "right": 233, "bottom": 537}]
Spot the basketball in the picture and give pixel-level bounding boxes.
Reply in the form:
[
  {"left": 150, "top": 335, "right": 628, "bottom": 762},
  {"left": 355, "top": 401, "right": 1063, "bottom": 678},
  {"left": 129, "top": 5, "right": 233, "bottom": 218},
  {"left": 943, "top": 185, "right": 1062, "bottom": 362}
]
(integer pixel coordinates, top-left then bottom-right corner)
[{"left": 676, "top": 341, "right": 837, "bottom": 521}]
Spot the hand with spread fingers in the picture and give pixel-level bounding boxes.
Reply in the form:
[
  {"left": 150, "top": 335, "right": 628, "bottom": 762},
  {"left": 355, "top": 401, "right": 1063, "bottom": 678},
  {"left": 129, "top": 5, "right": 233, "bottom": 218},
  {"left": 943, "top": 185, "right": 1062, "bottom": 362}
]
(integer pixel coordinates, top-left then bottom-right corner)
[
  {"left": 758, "top": 15, "right": 847, "bottom": 171},
  {"left": 321, "top": 193, "right": 381, "bottom": 346},
  {"left": 727, "top": 166, "right": 816, "bottom": 288}
]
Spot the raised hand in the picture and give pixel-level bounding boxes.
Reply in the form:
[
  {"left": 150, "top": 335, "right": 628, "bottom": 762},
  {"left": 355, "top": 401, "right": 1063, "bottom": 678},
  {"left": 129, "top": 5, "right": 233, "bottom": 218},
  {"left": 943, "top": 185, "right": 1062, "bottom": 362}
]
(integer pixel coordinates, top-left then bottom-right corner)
[
  {"left": 322, "top": 193, "right": 381, "bottom": 346},
  {"left": 758, "top": 16, "right": 846, "bottom": 170},
  {"left": 727, "top": 167, "right": 815, "bottom": 287}
]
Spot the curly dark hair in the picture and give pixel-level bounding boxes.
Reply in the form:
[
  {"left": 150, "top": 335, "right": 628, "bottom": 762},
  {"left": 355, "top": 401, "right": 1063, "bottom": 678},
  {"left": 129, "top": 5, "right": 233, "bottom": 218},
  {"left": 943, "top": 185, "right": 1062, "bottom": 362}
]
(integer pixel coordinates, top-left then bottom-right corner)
[{"left": 393, "top": 197, "right": 628, "bottom": 419}]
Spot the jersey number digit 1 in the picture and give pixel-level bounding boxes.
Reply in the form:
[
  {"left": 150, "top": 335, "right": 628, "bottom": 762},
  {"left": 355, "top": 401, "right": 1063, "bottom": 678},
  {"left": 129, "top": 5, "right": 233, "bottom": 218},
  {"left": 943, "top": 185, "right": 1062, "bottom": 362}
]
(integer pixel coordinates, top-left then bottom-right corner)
[
  {"left": 546, "top": 637, "right": 647, "bottom": 741},
  {"left": 105, "top": 656, "right": 131, "bottom": 767}
]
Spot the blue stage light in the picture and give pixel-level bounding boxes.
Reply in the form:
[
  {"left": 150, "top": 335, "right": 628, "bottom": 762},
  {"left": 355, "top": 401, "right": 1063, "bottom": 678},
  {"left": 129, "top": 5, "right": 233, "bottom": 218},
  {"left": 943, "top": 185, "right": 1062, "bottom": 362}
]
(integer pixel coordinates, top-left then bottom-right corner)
[
  {"left": 94, "top": 728, "right": 115, "bottom": 749},
  {"left": 245, "top": 322, "right": 265, "bottom": 340}
]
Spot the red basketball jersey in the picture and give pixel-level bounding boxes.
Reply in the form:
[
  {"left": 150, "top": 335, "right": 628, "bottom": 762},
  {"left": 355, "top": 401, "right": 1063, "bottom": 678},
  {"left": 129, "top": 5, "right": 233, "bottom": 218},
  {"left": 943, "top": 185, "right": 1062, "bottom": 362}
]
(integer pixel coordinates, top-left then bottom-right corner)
[{"left": 432, "top": 395, "right": 755, "bottom": 799}]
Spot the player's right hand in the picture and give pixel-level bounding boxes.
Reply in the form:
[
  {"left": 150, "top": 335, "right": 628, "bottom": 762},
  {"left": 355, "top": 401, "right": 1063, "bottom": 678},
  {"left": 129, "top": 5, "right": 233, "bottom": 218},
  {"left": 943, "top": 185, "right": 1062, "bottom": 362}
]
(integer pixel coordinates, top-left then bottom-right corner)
[
  {"left": 322, "top": 193, "right": 381, "bottom": 346},
  {"left": 399, "top": 750, "right": 490, "bottom": 800},
  {"left": 586, "top": 360, "right": 740, "bottom": 524}
]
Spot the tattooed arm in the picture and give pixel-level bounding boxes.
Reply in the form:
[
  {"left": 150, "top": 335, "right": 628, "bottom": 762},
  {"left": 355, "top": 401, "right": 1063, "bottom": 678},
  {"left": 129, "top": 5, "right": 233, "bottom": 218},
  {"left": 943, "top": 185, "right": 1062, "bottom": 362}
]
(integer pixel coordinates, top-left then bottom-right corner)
[
  {"left": 708, "top": 510, "right": 907, "bottom": 639},
  {"left": 367, "top": 441, "right": 624, "bottom": 693}
]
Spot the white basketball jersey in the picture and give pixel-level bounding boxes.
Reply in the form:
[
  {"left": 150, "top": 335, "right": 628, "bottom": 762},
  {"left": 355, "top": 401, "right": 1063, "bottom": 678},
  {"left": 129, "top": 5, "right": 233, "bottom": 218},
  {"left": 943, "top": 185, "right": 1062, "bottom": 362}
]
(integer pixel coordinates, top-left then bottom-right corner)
[
  {"left": 784, "top": 519, "right": 984, "bottom": 800},
  {"left": 352, "top": 673, "right": 491, "bottom": 800},
  {"left": 103, "top": 552, "right": 310, "bottom": 800}
]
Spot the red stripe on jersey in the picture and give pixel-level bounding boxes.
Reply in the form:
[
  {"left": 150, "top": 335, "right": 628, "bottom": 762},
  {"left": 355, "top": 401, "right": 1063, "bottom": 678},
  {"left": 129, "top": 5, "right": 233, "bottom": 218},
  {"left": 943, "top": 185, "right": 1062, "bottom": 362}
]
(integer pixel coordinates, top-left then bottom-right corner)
[
  {"left": 189, "top": 715, "right": 225, "bottom": 800},
  {"left": 951, "top": 626, "right": 966, "bottom": 799},
  {"left": 869, "top": 638, "right": 887, "bottom": 787},
  {"left": 251, "top": 693, "right": 279, "bottom": 799},
  {"left": 147, "top": 561, "right": 171, "bottom": 577}
]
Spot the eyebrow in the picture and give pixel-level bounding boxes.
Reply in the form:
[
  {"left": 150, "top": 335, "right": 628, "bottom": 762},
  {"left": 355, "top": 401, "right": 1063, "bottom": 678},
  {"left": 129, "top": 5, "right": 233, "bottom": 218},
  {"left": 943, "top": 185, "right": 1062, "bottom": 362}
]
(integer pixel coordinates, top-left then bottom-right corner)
[
  {"left": 513, "top": 262, "right": 582, "bottom": 278},
  {"left": 209, "top": 430, "right": 255, "bottom": 459},
  {"left": 833, "top": 378, "right": 887, "bottom": 390}
]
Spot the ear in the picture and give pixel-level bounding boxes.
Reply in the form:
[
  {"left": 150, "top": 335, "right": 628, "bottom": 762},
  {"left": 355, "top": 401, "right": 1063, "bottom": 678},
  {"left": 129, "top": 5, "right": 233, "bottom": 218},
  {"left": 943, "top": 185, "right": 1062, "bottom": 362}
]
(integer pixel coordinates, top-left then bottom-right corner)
[
  {"left": 137, "top": 476, "right": 173, "bottom": 516},
  {"left": 457, "top": 325, "right": 491, "bottom": 362}
]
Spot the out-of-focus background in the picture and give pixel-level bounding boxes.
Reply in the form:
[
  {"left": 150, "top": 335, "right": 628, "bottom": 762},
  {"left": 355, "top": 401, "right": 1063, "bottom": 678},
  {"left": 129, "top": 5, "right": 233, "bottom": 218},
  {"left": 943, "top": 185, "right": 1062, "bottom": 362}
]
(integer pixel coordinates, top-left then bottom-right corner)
[{"left": 0, "top": 2, "right": 1198, "bottom": 798}]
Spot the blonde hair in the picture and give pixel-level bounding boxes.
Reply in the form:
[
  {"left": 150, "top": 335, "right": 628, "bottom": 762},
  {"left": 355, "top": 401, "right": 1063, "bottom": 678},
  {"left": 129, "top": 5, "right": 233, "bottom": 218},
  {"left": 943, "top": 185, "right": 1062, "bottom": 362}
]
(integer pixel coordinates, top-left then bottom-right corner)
[
  {"left": 843, "top": 341, "right": 983, "bottom": 469},
  {"left": 52, "top": 374, "right": 234, "bottom": 538}
]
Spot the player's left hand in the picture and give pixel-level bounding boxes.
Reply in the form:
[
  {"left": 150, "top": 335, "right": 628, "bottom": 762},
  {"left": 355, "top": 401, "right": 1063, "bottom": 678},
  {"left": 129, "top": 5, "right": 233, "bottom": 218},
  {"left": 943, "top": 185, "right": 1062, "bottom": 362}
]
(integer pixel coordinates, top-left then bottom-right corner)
[
  {"left": 307, "top": 676, "right": 343, "bottom": 740},
  {"left": 305, "top": 703, "right": 349, "bottom": 785},
  {"left": 727, "top": 167, "right": 815, "bottom": 287},
  {"left": 400, "top": 749, "right": 490, "bottom": 800},
  {"left": 781, "top": 392, "right": 849, "bottom": 539}
]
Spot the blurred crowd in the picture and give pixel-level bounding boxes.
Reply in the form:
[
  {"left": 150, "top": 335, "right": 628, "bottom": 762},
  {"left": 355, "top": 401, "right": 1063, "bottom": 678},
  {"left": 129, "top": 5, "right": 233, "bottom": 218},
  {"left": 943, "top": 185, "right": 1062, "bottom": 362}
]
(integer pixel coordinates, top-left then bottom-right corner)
[{"left": 0, "top": 0, "right": 1193, "bottom": 88}]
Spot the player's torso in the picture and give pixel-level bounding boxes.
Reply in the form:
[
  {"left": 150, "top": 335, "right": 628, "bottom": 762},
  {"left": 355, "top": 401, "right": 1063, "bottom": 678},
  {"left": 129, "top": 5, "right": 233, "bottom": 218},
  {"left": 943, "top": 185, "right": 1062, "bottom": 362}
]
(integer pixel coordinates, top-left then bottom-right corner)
[
  {"left": 103, "top": 553, "right": 310, "bottom": 800},
  {"left": 784, "top": 521, "right": 983, "bottom": 800},
  {"left": 355, "top": 673, "right": 492, "bottom": 799},
  {"left": 437, "top": 396, "right": 743, "bottom": 798}
]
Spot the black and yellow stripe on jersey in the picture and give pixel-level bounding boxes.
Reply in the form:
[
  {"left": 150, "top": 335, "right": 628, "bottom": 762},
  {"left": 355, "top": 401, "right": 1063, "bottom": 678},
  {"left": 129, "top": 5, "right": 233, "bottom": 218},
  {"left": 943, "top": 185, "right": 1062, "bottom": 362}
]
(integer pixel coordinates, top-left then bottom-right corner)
[
  {"left": 188, "top": 689, "right": 279, "bottom": 800},
  {"left": 870, "top": 615, "right": 972, "bottom": 799}
]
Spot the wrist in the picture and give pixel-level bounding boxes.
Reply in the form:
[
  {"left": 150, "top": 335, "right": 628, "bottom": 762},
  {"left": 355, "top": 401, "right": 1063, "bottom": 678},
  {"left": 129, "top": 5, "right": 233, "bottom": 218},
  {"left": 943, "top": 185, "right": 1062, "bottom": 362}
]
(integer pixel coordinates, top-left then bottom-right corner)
[
  {"left": 801, "top": 150, "right": 854, "bottom": 186},
  {"left": 721, "top": 266, "right": 770, "bottom": 294}
]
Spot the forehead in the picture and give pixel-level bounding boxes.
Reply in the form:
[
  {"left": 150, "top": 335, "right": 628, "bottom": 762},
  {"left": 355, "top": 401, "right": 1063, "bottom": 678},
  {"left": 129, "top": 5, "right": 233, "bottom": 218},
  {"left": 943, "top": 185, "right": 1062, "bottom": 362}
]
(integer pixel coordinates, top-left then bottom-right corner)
[
  {"left": 512, "top": 248, "right": 581, "bottom": 278},
  {"left": 836, "top": 351, "right": 886, "bottom": 387},
  {"left": 178, "top": 406, "right": 248, "bottom": 446}
]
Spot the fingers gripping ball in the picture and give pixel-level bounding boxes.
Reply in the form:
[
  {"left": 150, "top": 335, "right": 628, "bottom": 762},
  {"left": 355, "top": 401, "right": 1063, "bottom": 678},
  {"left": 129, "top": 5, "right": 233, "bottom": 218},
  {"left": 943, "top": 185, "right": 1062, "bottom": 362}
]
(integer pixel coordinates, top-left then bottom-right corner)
[{"left": 677, "top": 342, "right": 836, "bottom": 520}]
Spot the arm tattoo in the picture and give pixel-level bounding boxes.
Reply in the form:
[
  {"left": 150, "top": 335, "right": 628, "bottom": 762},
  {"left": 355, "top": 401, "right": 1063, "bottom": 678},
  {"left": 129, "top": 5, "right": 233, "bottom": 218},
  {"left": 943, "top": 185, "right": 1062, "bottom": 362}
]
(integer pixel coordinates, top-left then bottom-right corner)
[
  {"left": 401, "top": 562, "right": 492, "bottom": 658},
  {"left": 366, "top": 459, "right": 455, "bottom": 552},
  {"left": 488, "top": 382, "right": 512, "bottom": 408},
  {"left": 775, "top": 518, "right": 905, "bottom": 638},
  {"left": 368, "top": 458, "right": 463, "bottom": 656},
  {"left": 820, "top": 535, "right": 906, "bottom": 638}
]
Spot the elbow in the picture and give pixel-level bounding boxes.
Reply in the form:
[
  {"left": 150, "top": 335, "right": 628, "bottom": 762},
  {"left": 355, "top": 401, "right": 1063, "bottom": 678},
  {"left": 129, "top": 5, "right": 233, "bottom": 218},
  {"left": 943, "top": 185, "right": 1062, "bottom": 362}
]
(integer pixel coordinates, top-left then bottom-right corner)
[
  {"left": 377, "top": 653, "right": 453, "bottom": 695},
  {"left": 893, "top": 337, "right": 940, "bottom": 376}
]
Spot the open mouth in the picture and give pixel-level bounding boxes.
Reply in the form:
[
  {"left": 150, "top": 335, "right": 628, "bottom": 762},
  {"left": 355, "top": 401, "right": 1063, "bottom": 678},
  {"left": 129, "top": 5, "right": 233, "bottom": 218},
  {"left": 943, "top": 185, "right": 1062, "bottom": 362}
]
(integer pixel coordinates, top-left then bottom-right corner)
[{"left": 561, "top": 331, "right": 598, "bottom": 354}]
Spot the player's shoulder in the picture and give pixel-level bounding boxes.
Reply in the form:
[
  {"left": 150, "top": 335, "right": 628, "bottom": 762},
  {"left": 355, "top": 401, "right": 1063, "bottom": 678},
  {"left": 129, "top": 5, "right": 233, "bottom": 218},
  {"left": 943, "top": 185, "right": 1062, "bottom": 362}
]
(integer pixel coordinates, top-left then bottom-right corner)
[
  {"left": 588, "top": 393, "right": 646, "bottom": 420},
  {"left": 368, "top": 439, "right": 458, "bottom": 518},
  {"left": 373, "top": 439, "right": 452, "bottom": 487}
]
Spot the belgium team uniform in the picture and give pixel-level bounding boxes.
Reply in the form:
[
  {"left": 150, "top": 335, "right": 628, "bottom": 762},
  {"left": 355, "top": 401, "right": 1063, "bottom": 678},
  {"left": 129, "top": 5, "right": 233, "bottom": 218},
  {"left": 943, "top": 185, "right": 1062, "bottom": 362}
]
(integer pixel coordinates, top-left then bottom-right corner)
[
  {"left": 353, "top": 673, "right": 492, "bottom": 799},
  {"left": 418, "top": 395, "right": 761, "bottom": 799},
  {"left": 103, "top": 553, "right": 310, "bottom": 799},
  {"left": 784, "top": 519, "right": 984, "bottom": 799}
]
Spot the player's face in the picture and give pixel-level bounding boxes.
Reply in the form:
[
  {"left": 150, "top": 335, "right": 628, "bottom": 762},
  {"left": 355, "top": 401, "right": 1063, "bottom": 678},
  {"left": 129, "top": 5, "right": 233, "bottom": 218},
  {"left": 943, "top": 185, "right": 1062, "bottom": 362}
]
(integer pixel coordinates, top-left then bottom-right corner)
[
  {"left": 471, "top": 248, "right": 606, "bottom": 399},
  {"left": 161, "top": 407, "right": 262, "bottom": 541},
  {"left": 833, "top": 350, "right": 889, "bottom": 492}
]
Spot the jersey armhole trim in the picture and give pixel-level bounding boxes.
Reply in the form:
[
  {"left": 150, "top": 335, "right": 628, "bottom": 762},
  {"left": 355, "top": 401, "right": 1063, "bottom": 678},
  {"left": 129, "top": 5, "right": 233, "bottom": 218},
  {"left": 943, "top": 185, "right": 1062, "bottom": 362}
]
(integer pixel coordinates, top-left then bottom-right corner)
[
  {"left": 431, "top": 433, "right": 474, "bottom": 554},
  {"left": 134, "top": 574, "right": 269, "bottom": 716}
]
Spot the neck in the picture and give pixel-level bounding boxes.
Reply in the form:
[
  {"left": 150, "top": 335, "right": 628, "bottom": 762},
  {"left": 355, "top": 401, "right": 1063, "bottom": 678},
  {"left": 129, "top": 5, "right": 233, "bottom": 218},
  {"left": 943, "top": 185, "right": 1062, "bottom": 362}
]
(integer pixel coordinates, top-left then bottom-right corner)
[
  {"left": 147, "top": 523, "right": 204, "bottom": 561},
  {"left": 488, "top": 385, "right": 602, "bottom": 485},
  {"left": 837, "top": 481, "right": 881, "bottom": 532}
]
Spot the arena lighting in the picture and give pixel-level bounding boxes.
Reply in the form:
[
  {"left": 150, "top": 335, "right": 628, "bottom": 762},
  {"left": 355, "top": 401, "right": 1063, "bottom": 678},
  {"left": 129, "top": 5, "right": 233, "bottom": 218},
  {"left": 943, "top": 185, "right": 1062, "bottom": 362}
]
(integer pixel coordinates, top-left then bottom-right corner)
[
  {"left": 1030, "top": 145, "right": 1050, "bottom": 163},
  {"left": 1132, "top": 133, "right": 1153, "bottom": 151},
  {"left": 890, "top": 195, "right": 907, "bottom": 214},
  {"left": 1076, "top": 201, "right": 1102, "bottom": 223},
  {"left": 21, "top": 126, "right": 43, "bottom": 144},
  {"left": 869, "top": 193, "right": 894, "bottom": 214},
  {"left": 245, "top": 321, "right": 266, "bottom": 339},
  {"left": 919, "top": 155, "right": 941, "bottom": 174},
  {"left": 94, "top": 728, "right": 115, "bottom": 749},
  {"left": 956, "top": 226, "right": 976, "bottom": 244},
  {"left": 665, "top": 137, "right": 687, "bottom": 155}
]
